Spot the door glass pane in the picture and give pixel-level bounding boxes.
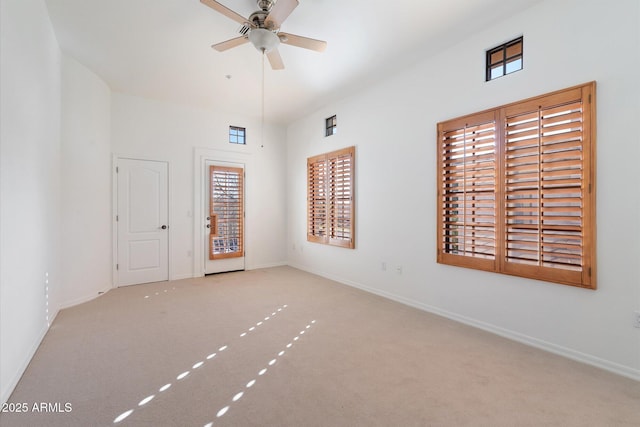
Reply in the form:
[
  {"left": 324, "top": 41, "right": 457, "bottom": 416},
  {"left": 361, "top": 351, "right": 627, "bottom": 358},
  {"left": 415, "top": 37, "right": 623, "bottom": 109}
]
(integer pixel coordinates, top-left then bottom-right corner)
[{"left": 209, "top": 166, "right": 244, "bottom": 259}]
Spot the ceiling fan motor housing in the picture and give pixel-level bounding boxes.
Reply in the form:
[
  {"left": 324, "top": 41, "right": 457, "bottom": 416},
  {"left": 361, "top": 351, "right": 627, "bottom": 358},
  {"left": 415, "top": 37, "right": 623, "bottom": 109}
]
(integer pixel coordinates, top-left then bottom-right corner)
[{"left": 246, "top": 11, "right": 269, "bottom": 29}]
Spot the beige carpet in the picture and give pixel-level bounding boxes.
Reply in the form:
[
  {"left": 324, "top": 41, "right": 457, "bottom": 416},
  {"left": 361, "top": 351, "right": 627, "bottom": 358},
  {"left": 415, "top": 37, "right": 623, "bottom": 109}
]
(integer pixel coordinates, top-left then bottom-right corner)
[{"left": 1, "top": 266, "right": 639, "bottom": 426}]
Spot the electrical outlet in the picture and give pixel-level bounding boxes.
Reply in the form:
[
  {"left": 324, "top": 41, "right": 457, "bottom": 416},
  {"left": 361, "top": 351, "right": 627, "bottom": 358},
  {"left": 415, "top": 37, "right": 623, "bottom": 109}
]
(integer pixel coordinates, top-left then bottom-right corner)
[
  {"left": 634, "top": 311, "right": 640, "bottom": 328},
  {"left": 381, "top": 262, "right": 387, "bottom": 271},
  {"left": 395, "top": 265, "right": 403, "bottom": 275}
]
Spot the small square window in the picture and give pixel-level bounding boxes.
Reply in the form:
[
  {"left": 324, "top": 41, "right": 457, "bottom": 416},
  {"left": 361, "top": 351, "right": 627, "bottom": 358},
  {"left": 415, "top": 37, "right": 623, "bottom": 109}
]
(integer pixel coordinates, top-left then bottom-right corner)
[
  {"left": 325, "top": 115, "right": 337, "bottom": 137},
  {"left": 229, "top": 126, "right": 246, "bottom": 144},
  {"left": 486, "top": 37, "right": 523, "bottom": 81}
]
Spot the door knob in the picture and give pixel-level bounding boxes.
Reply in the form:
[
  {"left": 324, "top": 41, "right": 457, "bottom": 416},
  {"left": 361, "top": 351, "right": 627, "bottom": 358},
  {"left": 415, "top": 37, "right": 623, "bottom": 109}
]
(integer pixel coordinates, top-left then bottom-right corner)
[
  {"left": 206, "top": 224, "right": 210, "bottom": 228},
  {"left": 161, "top": 225, "right": 167, "bottom": 230}
]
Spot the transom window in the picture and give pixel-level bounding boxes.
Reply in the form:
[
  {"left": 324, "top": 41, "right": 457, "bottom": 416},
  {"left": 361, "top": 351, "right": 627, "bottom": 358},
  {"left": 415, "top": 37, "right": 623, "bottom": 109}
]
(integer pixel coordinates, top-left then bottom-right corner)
[
  {"left": 325, "top": 115, "right": 337, "bottom": 137},
  {"left": 229, "top": 126, "right": 246, "bottom": 144},
  {"left": 437, "top": 82, "right": 596, "bottom": 289},
  {"left": 486, "top": 37, "right": 523, "bottom": 81}
]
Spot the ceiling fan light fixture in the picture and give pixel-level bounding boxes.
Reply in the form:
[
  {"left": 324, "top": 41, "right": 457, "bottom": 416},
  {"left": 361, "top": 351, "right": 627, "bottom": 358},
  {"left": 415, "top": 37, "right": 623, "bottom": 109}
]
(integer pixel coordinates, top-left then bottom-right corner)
[{"left": 249, "top": 28, "right": 280, "bottom": 53}]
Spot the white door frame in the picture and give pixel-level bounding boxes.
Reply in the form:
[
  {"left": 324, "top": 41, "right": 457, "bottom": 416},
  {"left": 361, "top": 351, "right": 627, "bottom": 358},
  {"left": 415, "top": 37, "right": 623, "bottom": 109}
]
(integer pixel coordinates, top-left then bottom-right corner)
[
  {"left": 193, "top": 148, "right": 251, "bottom": 277},
  {"left": 112, "top": 154, "right": 172, "bottom": 287}
]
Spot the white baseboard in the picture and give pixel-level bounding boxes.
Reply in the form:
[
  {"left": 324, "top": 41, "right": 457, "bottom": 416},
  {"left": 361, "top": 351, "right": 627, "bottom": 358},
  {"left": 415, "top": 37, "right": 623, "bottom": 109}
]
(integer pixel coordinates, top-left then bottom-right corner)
[
  {"left": 59, "top": 286, "right": 112, "bottom": 310},
  {"left": 171, "top": 273, "right": 195, "bottom": 281},
  {"left": 187, "top": 262, "right": 288, "bottom": 279},
  {"left": 288, "top": 262, "right": 640, "bottom": 382},
  {"left": 248, "top": 261, "right": 288, "bottom": 270},
  {"left": 1, "top": 307, "right": 59, "bottom": 404}
]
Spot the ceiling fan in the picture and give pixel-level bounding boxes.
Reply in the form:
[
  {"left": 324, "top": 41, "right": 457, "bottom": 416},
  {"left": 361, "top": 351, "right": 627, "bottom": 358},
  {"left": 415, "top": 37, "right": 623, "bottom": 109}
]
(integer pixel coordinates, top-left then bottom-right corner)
[{"left": 200, "top": 0, "right": 327, "bottom": 70}]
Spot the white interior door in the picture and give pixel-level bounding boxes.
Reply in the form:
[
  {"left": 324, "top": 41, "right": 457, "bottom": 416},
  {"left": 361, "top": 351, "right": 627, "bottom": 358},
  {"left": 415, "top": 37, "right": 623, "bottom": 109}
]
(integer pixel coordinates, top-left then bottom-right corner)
[
  {"left": 117, "top": 158, "right": 169, "bottom": 286},
  {"left": 204, "top": 160, "right": 245, "bottom": 274}
]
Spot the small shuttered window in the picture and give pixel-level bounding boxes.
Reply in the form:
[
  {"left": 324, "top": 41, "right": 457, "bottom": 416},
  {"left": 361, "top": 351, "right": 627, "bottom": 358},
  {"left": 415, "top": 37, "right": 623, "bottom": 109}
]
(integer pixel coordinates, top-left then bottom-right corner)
[
  {"left": 308, "top": 146, "right": 355, "bottom": 248},
  {"left": 437, "top": 82, "right": 596, "bottom": 289}
]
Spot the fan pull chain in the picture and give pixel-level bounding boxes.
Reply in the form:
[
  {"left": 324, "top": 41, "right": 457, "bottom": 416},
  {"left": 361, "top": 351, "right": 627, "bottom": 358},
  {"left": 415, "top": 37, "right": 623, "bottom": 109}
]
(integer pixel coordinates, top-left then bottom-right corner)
[{"left": 261, "top": 50, "right": 265, "bottom": 148}]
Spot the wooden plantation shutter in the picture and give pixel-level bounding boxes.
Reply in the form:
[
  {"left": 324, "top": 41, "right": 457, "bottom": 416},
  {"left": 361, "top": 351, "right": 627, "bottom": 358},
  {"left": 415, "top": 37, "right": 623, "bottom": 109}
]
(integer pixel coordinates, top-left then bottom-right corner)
[
  {"left": 307, "top": 146, "right": 355, "bottom": 248},
  {"left": 502, "top": 85, "right": 595, "bottom": 287},
  {"left": 438, "top": 111, "right": 498, "bottom": 272},
  {"left": 307, "top": 154, "right": 327, "bottom": 243},
  {"left": 437, "top": 82, "right": 596, "bottom": 289},
  {"left": 328, "top": 148, "right": 355, "bottom": 247}
]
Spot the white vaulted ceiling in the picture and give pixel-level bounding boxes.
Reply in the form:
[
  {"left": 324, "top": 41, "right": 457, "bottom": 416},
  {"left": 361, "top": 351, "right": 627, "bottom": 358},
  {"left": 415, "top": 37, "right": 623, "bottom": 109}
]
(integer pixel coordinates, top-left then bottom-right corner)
[{"left": 45, "top": 0, "right": 543, "bottom": 124}]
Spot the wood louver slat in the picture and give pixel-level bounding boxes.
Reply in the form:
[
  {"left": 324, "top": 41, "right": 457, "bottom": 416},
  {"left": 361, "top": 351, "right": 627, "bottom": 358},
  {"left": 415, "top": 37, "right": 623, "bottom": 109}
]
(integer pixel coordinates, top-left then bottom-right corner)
[
  {"left": 209, "top": 165, "right": 244, "bottom": 260},
  {"left": 307, "top": 146, "right": 355, "bottom": 249},
  {"left": 437, "top": 82, "right": 596, "bottom": 289}
]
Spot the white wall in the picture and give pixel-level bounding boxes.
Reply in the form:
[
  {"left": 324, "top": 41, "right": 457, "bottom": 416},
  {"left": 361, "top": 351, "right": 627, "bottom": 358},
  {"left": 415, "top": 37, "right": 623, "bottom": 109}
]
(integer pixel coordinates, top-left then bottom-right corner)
[
  {"left": 60, "top": 55, "right": 112, "bottom": 307},
  {"left": 111, "top": 93, "right": 287, "bottom": 279},
  {"left": 0, "top": 0, "right": 62, "bottom": 403},
  {"left": 287, "top": 0, "right": 640, "bottom": 379}
]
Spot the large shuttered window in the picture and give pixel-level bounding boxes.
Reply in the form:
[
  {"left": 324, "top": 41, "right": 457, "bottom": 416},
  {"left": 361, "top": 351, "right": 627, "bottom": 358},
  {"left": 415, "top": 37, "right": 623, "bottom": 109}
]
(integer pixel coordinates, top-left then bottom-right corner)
[
  {"left": 307, "top": 146, "right": 355, "bottom": 248},
  {"left": 437, "top": 82, "right": 596, "bottom": 289}
]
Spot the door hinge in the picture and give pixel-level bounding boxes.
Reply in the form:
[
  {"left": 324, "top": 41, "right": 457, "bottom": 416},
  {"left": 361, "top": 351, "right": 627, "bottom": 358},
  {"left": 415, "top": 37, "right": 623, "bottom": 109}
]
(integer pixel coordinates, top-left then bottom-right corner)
[
  {"left": 588, "top": 267, "right": 591, "bottom": 277},
  {"left": 116, "top": 215, "right": 119, "bottom": 222},
  {"left": 116, "top": 166, "right": 119, "bottom": 173},
  {"left": 116, "top": 264, "right": 119, "bottom": 270},
  {"left": 588, "top": 94, "right": 592, "bottom": 103}
]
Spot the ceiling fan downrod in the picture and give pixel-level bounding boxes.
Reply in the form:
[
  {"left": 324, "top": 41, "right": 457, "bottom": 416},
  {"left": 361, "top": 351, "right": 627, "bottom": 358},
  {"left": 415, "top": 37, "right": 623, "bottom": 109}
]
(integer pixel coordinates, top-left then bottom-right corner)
[{"left": 257, "top": 0, "right": 274, "bottom": 12}]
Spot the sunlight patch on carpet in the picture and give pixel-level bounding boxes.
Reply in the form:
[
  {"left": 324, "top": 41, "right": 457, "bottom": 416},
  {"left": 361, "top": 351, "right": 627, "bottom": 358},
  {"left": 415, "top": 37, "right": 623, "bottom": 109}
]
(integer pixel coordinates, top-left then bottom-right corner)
[
  {"left": 138, "top": 395, "right": 154, "bottom": 406},
  {"left": 205, "top": 319, "right": 317, "bottom": 425},
  {"left": 112, "top": 304, "right": 290, "bottom": 425},
  {"left": 114, "top": 409, "right": 133, "bottom": 423}
]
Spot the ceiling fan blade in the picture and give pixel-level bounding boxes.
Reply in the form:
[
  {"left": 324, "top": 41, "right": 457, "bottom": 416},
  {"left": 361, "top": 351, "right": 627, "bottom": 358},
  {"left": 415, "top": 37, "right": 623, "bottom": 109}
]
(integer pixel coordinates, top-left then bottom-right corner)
[
  {"left": 265, "top": 0, "right": 299, "bottom": 29},
  {"left": 279, "top": 33, "right": 327, "bottom": 52},
  {"left": 200, "top": 0, "right": 250, "bottom": 26},
  {"left": 212, "top": 36, "right": 249, "bottom": 52},
  {"left": 267, "top": 49, "right": 285, "bottom": 70}
]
